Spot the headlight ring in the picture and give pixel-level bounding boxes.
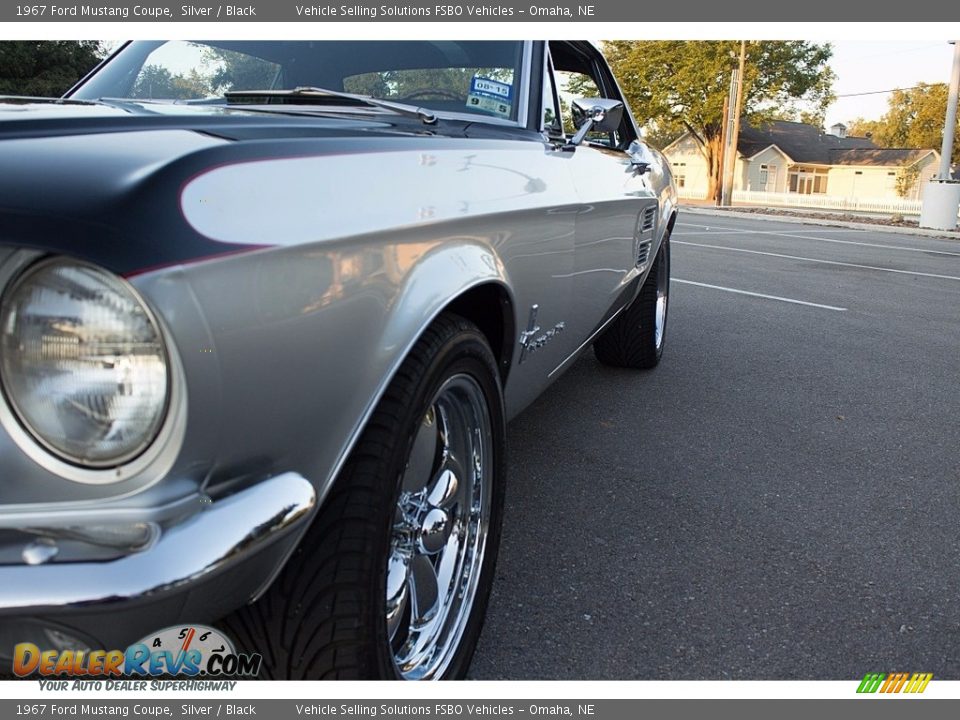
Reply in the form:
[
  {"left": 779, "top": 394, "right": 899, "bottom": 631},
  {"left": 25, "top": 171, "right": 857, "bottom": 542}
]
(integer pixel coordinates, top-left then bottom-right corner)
[{"left": 0, "top": 254, "right": 185, "bottom": 485}]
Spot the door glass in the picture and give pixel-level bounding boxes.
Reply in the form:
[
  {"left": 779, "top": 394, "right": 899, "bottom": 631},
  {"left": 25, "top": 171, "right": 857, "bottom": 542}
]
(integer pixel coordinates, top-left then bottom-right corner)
[{"left": 553, "top": 70, "right": 613, "bottom": 145}]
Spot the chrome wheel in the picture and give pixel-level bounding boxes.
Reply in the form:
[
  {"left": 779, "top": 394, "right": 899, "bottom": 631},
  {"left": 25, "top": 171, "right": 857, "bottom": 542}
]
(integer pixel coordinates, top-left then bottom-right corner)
[
  {"left": 653, "top": 244, "right": 668, "bottom": 350},
  {"left": 385, "top": 373, "right": 492, "bottom": 680}
]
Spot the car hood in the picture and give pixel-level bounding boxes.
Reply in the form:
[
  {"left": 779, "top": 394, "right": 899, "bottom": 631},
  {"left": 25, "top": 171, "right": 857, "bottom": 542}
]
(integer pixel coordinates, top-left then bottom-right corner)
[
  {"left": 0, "top": 96, "right": 440, "bottom": 141},
  {"left": 0, "top": 97, "right": 462, "bottom": 274}
]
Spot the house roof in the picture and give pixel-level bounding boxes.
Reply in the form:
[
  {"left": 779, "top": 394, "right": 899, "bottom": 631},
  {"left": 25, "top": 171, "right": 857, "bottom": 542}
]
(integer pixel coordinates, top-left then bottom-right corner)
[
  {"left": 828, "top": 147, "right": 935, "bottom": 167},
  {"left": 737, "top": 120, "right": 876, "bottom": 165},
  {"left": 663, "top": 119, "right": 940, "bottom": 169}
]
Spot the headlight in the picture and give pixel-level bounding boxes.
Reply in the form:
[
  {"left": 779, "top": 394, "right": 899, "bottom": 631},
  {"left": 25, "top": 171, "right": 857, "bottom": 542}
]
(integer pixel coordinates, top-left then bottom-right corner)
[{"left": 0, "top": 258, "right": 169, "bottom": 468}]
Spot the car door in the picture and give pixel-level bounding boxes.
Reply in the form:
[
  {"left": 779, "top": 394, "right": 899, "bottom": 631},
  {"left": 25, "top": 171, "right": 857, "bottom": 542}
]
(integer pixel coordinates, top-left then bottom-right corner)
[{"left": 548, "top": 42, "right": 660, "bottom": 335}]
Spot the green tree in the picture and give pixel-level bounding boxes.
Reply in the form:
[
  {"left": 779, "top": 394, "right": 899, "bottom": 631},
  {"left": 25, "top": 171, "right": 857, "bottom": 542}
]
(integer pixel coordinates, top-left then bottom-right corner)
[
  {"left": 642, "top": 122, "right": 685, "bottom": 151},
  {"left": 603, "top": 40, "right": 835, "bottom": 200},
  {"left": 0, "top": 41, "right": 103, "bottom": 97},
  {"left": 207, "top": 48, "right": 279, "bottom": 93},
  {"left": 848, "top": 83, "right": 958, "bottom": 164},
  {"left": 130, "top": 65, "right": 211, "bottom": 100},
  {"left": 846, "top": 117, "right": 883, "bottom": 139}
]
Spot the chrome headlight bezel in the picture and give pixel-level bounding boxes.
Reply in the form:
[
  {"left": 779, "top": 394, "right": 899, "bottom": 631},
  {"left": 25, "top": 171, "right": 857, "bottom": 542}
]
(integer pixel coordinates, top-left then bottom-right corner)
[{"left": 0, "top": 251, "right": 187, "bottom": 486}]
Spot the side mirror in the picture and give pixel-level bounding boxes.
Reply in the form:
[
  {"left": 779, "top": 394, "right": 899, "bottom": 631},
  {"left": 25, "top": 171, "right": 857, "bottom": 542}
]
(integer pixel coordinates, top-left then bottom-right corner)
[{"left": 568, "top": 97, "right": 624, "bottom": 147}]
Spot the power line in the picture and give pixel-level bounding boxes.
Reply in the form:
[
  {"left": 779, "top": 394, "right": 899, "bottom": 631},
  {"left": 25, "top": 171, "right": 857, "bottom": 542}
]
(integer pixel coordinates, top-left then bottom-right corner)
[
  {"left": 845, "top": 43, "right": 944, "bottom": 62},
  {"left": 835, "top": 84, "right": 942, "bottom": 98}
]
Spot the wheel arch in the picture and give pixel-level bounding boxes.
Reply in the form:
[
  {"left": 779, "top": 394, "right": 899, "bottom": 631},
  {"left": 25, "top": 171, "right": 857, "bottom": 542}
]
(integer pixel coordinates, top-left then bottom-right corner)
[
  {"left": 443, "top": 282, "right": 516, "bottom": 385},
  {"left": 312, "top": 242, "right": 517, "bottom": 520}
]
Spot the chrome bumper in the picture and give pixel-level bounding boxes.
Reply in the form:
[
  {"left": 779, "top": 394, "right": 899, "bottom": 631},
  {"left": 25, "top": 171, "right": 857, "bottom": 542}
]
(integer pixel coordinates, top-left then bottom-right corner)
[{"left": 0, "top": 472, "right": 316, "bottom": 615}]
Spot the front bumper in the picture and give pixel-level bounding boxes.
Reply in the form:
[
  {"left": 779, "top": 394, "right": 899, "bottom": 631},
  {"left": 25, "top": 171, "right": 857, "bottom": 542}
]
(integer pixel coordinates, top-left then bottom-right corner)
[{"left": 0, "top": 472, "right": 316, "bottom": 655}]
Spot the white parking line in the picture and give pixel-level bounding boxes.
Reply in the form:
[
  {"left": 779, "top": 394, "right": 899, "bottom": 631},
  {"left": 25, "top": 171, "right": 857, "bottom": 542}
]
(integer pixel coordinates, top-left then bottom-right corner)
[
  {"left": 674, "top": 278, "right": 848, "bottom": 311},
  {"left": 674, "top": 240, "right": 960, "bottom": 282},
  {"left": 677, "top": 222, "right": 863, "bottom": 234},
  {"left": 676, "top": 223, "right": 960, "bottom": 258}
]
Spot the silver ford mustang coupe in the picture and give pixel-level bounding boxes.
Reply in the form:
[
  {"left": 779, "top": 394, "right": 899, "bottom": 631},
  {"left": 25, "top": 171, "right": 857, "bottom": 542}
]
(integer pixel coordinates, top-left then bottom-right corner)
[{"left": 0, "top": 40, "right": 676, "bottom": 680}]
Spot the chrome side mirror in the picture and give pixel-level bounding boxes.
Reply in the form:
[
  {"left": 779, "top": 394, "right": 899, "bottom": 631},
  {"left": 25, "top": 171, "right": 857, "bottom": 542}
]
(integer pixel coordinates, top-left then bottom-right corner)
[{"left": 568, "top": 97, "right": 624, "bottom": 147}]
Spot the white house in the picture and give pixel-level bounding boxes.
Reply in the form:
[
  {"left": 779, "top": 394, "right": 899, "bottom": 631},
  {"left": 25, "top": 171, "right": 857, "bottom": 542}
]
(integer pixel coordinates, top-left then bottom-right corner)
[{"left": 663, "top": 120, "right": 941, "bottom": 202}]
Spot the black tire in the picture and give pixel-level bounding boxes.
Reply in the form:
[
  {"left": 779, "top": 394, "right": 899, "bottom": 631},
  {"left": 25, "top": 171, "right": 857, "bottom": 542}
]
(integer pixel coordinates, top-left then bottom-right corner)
[
  {"left": 593, "top": 233, "right": 670, "bottom": 369},
  {"left": 224, "top": 312, "right": 506, "bottom": 679}
]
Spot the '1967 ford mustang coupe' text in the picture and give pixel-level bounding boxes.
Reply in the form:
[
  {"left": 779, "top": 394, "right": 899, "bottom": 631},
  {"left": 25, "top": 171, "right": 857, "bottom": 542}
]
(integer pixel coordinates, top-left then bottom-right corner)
[{"left": 0, "top": 40, "right": 676, "bottom": 679}]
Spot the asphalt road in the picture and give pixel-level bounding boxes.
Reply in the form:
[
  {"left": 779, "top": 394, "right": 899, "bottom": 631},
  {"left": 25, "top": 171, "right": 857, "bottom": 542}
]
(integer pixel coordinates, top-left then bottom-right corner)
[{"left": 470, "top": 213, "right": 960, "bottom": 680}]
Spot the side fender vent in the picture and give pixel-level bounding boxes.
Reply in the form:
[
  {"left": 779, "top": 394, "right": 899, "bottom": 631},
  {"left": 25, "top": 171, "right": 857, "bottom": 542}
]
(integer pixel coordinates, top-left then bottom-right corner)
[
  {"left": 636, "top": 239, "right": 653, "bottom": 266},
  {"left": 640, "top": 205, "right": 657, "bottom": 233},
  {"left": 634, "top": 205, "right": 657, "bottom": 267}
]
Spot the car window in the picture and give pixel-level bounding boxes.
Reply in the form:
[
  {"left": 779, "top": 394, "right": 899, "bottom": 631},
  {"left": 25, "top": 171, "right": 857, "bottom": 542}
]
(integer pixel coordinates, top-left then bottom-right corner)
[
  {"left": 343, "top": 67, "right": 517, "bottom": 119},
  {"left": 554, "top": 70, "right": 600, "bottom": 136},
  {"left": 72, "top": 41, "right": 526, "bottom": 122},
  {"left": 549, "top": 41, "right": 638, "bottom": 151},
  {"left": 127, "top": 43, "right": 283, "bottom": 101},
  {"left": 541, "top": 59, "right": 563, "bottom": 137}
]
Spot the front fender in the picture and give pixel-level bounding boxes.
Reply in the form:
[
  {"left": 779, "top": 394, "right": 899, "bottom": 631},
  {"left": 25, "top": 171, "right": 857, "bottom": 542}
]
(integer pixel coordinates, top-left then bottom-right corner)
[{"left": 170, "top": 229, "right": 513, "bottom": 519}]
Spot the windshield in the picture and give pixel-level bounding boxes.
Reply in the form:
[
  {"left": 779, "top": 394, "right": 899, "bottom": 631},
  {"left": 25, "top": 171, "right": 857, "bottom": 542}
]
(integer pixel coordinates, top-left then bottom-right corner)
[{"left": 70, "top": 40, "right": 526, "bottom": 122}]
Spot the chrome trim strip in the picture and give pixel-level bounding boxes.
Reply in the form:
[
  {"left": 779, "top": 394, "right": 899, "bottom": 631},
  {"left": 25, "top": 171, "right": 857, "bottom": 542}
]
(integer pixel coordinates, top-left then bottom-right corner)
[
  {"left": 0, "top": 472, "right": 316, "bottom": 613},
  {"left": 517, "top": 40, "right": 534, "bottom": 129},
  {"left": 0, "top": 492, "right": 200, "bottom": 529}
]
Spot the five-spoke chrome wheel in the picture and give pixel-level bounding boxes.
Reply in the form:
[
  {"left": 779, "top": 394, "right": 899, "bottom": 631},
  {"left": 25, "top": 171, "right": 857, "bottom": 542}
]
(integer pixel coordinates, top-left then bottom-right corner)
[
  {"left": 386, "top": 374, "right": 492, "bottom": 680},
  {"left": 653, "top": 239, "right": 669, "bottom": 351},
  {"left": 223, "top": 314, "right": 503, "bottom": 680}
]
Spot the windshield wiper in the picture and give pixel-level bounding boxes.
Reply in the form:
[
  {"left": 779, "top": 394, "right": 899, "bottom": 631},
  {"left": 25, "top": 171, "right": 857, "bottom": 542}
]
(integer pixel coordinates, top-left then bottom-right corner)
[{"left": 224, "top": 86, "right": 438, "bottom": 125}]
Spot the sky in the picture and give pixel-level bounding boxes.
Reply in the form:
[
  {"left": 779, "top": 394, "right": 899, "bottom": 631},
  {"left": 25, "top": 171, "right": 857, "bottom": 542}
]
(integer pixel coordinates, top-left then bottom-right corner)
[{"left": 824, "top": 41, "right": 956, "bottom": 128}]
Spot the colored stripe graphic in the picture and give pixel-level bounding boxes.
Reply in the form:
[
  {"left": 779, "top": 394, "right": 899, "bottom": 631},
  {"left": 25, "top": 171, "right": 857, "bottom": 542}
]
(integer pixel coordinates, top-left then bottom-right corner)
[
  {"left": 881, "top": 672, "right": 908, "bottom": 693},
  {"left": 857, "top": 673, "right": 885, "bottom": 693},
  {"left": 857, "top": 672, "right": 932, "bottom": 694},
  {"left": 905, "top": 673, "right": 933, "bottom": 693}
]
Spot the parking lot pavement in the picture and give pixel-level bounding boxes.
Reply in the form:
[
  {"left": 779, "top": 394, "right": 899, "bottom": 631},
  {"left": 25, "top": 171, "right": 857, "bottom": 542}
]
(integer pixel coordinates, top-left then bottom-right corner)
[{"left": 470, "top": 214, "right": 960, "bottom": 680}]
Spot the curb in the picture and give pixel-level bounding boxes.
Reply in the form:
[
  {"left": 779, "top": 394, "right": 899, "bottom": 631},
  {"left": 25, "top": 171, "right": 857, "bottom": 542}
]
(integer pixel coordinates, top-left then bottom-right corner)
[{"left": 678, "top": 205, "right": 960, "bottom": 240}]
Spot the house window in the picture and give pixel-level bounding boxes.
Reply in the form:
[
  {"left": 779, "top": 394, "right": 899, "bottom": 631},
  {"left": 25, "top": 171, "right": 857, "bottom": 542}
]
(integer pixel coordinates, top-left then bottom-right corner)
[
  {"left": 788, "top": 167, "right": 828, "bottom": 195},
  {"left": 759, "top": 164, "right": 778, "bottom": 191},
  {"left": 676, "top": 175, "right": 686, "bottom": 188}
]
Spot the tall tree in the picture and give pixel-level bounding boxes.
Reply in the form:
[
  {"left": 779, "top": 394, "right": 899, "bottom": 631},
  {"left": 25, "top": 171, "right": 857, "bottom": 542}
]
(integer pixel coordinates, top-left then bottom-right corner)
[
  {"left": 0, "top": 41, "right": 103, "bottom": 97},
  {"left": 848, "top": 83, "right": 958, "bottom": 164},
  {"left": 130, "top": 65, "right": 212, "bottom": 100},
  {"left": 603, "top": 41, "right": 835, "bottom": 200}
]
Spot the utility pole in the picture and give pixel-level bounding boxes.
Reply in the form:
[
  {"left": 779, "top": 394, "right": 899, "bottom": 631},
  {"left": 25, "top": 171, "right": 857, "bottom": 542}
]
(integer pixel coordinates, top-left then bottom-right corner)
[
  {"left": 721, "top": 41, "right": 746, "bottom": 207},
  {"left": 720, "top": 69, "right": 739, "bottom": 206},
  {"left": 919, "top": 41, "right": 960, "bottom": 230},
  {"left": 937, "top": 41, "right": 959, "bottom": 181},
  {"left": 716, "top": 94, "right": 729, "bottom": 205}
]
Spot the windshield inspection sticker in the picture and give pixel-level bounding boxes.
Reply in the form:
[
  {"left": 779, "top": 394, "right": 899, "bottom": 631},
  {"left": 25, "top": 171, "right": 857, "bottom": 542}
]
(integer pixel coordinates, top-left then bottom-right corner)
[{"left": 467, "top": 76, "right": 513, "bottom": 118}]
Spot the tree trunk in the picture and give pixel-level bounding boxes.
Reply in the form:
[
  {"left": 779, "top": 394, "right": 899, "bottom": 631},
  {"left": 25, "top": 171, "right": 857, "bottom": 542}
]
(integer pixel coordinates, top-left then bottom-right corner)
[{"left": 704, "top": 131, "right": 723, "bottom": 203}]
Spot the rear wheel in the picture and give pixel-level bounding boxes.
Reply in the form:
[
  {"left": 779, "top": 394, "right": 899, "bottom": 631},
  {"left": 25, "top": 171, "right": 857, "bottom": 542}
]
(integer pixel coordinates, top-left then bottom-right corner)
[
  {"left": 593, "top": 233, "right": 670, "bottom": 369},
  {"left": 224, "top": 313, "right": 505, "bottom": 680}
]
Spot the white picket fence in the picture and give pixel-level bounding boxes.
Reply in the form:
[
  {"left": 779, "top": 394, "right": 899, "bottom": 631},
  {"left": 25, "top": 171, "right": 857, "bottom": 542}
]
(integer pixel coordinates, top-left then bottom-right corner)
[
  {"left": 734, "top": 190, "right": 924, "bottom": 215},
  {"left": 677, "top": 187, "right": 934, "bottom": 216}
]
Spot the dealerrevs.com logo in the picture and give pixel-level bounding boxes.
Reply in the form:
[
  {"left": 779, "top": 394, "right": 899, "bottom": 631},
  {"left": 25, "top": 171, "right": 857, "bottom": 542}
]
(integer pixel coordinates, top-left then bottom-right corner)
[
  {"left": 13, "top": 625, "right": 262, "bottom": 679},
  {"left": 856, "top": 672, "right": 933, "bottom": 694}
]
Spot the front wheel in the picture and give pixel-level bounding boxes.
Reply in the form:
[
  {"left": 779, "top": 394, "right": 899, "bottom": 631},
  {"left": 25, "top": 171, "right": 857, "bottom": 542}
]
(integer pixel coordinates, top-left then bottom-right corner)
[
  {"left": 593, "top": 232, "right": 670, "bottom": 369},
  {"left": 224, "top": 313, "right": 505, "bottom": 680}
]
